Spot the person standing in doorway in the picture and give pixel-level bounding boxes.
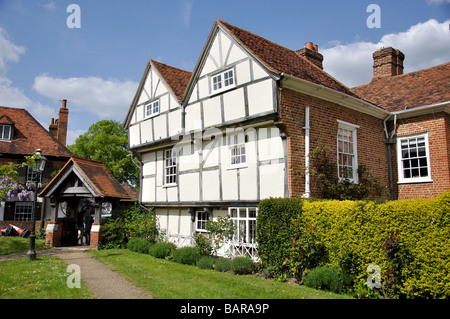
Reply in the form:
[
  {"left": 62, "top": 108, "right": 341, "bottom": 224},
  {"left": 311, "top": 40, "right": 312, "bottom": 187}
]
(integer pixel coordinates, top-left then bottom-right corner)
[
  {"left": 77, "top": 211, "right": 85, "bottom": 245},
  {"left": 83, "top": 210, "right": 94, "bottom": 246}
]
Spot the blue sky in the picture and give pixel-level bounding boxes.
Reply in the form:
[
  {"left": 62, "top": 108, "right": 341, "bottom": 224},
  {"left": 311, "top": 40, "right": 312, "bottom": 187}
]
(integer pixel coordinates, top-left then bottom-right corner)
[{"left": 0, "top": 0, "right": 449, "bottom": 145}]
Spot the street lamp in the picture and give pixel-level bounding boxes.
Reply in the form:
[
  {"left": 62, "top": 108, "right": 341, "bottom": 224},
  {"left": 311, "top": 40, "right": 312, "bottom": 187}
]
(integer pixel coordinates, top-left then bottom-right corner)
[{"left": 27, "top": 149, "right": 47, "bottom": 260}]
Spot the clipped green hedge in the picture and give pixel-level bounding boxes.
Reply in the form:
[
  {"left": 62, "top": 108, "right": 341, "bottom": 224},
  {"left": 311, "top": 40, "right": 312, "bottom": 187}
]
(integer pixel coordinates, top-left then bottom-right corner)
[
  {"left": 256, "top": 197, "right": 303, "bottom": 273},
  {"left": 257, "top": 191, "right": 450, "bottom": 298}
]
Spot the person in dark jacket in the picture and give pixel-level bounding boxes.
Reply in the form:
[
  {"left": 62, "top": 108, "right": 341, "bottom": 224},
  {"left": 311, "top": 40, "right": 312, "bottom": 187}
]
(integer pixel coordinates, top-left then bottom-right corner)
[{"left": 83, "top": 210, "right": 94, "bottom": 246}]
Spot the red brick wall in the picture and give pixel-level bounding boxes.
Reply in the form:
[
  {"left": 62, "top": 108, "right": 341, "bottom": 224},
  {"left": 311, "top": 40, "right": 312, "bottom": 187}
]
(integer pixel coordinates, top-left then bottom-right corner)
[
  {"left": 395, "top": 112, "right": 450, "bottom": 199},
  {"left": 279, "top": 88, "right": 389, "bottom": 199}
]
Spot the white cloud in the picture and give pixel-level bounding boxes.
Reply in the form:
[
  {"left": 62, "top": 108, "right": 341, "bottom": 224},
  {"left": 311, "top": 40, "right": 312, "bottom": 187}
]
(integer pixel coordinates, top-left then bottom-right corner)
[
  {"left": 0, "top": 28, "right": 26, "bottom": 77},
  {"left": 43, "top": 2, "right": 56, "bottom": 12},
  {"left": 180, "top": 0, "right": 194, "bottom": 28},
  {"left": 0, "top": 28, "right": 55, "bottom": 126},
  {"left": 322, "top": 19, "right": 450, "bottom": 87},
  {"left": 32, "top": 75, "right": 138, "bottom": 120}
]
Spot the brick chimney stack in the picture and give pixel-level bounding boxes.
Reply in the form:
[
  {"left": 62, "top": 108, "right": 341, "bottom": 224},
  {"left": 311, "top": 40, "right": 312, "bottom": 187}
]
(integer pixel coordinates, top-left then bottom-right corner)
[
  {"left": 57, "top": 99, "right": 69, "bottom": 146},
  {"left": 297, "top": 42, "right": 324, "bottom": 69},
  {"left": 372, "top": 47, "right": 405, "bottom": 79}
]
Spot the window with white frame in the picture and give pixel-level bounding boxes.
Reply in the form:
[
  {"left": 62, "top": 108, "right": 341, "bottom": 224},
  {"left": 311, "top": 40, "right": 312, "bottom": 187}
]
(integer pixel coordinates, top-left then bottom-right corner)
[
  {"left": 337, "top": 121, "right": 359, "bottom": 183},
  {"left": 196, "top": 210, "right": 210, "bottom": 232},
  {"left": 144, "top": 99, "right": 160, "bottom": 118},
  {"left": 0, "top": 124, "right": 12, "bottom": 141},
  {"left": 164, "top": 148, "right": 177, "bottom": 185},
  {"left": 229, "top": 207, "right": 257, "bottom": 244},
  {"left": 228, "top": 132, "right": 247, "bottom": 168},
  {"left": 397, "top": 133, "right": 432, "bottom": 183},
  {"left": 27, "top": 166, "right": 43, "bottom": 183},
  {"left": 211, "top": 68, "right": 235, "bottom": 94},
  {"left": 14, "top": 202, "right": 34, "bottom": 221}
]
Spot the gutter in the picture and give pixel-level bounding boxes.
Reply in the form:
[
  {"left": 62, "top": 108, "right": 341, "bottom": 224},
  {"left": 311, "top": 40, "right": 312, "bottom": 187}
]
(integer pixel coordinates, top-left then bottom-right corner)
[
  {"left": 302, "top": 106, "right": 311, "bottom": 198},
  {"left": 383, "top": 114, "right": 397, "bottom": 200}
]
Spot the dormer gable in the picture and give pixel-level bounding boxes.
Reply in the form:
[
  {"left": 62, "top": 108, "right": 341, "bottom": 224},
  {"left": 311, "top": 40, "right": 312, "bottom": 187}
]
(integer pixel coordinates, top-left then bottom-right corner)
[{"left": 0, "top": 115, "right": 14, "bottom": 141}]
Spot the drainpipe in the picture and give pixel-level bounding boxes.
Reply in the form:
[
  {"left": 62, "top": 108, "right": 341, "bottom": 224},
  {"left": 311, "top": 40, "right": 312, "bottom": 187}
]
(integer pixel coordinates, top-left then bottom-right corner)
[
  {"left": 383, "top": 114, "right": 397, "bottom": 200},
  {"left": 302, "top": 106, "right": 311, "bottom": 198}
]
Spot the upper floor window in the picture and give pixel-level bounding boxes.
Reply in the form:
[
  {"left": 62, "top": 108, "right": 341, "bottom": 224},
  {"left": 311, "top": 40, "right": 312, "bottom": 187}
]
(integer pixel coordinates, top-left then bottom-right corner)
[
  {"left": 0, "top": 124, "right": 12, "bottom": 141},
  {"left": 337, "top": 121, "right": 359, "bottom": 183},
  {"left": 397, "top": 133, "right": 432, "bottom": 183},
  {"left": 145, "top": 99, "right": 160, "bottom": 118},
  {"left": 228, "top": 132, "right": 247, "bottom": 169},
  {"left": 211, "top": 69, "right": 236, "bottom": 94},
  {"left": 164, "top": 148, "right": 177, "bottom": 186}
]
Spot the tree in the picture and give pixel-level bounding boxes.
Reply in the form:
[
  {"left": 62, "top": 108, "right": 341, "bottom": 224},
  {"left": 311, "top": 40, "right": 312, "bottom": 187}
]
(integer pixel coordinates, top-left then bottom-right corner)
[{"left": 68, "top": 120, "right": 139, "bottom": 187}]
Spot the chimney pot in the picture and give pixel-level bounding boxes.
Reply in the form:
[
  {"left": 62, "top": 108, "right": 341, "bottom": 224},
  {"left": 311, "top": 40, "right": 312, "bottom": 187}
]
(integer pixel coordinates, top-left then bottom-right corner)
[
  {"left": 305, "top": 42, "right": 314, "bottom": 50},
  {"left": 62, "top": 99, "right": 67, "bottom": 108},
  {"left": 313, "top": 44, "right": 318, "bottom": 52},
  {"left": 57, "top": 99, "right": 69, "bottom": 146}
]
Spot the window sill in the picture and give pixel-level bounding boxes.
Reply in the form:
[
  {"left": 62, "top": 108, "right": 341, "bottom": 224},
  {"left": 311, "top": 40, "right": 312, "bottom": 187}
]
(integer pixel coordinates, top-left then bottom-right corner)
[
  {"left": 397, "top": 179, "right": 433, "bottom": 185},
  {"left": 210, "top": 85, "right": 236, "bottom": 97},
  {"left": 162, "top": 183, "right": 177, "bottom": 188},
  {"left": 227, "top": 163, "right": 248, "bottom": 170}
]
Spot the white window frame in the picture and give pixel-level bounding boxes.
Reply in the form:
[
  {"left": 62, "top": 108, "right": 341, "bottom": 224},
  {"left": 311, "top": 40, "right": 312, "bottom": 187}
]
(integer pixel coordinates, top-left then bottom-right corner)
[
  {"left": 210, "top": 68, "right": 236, "bottom": 94},
  {"left": 0, "top": 124, "right": 12, "bottom": 141},
  {"left": 397, "top": 133, "right": 432, "bottom": 184},
  {"left": 228, "top": 132, "right": 247, "bottom": 169},
  {"left": 14, "top": 202, "right": 34, "bottom": 221},
  {"left": 163, "top": 148, "right": 177, "bottom": 186},
  {"left": 195, "top": 210, "right": 210, "bottom": 232},
  {"left": 144, "top": 99, "right": 160, "bottom": 118},
  {"left": 229, "top": 207, "right": 257, "bottom": 245},
  {"left": 337, "top": 120, "right": 359, "bottom": 183}
]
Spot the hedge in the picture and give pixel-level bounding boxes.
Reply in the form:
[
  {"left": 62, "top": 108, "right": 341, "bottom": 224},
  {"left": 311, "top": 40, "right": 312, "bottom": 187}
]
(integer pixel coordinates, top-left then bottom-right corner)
[{"left": 256, "top": 191, "right": 450, "bottom": 298}]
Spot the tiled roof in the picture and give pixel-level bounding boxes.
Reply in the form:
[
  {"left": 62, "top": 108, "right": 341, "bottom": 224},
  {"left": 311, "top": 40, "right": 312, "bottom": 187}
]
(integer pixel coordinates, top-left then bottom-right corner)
[
  {"left": 217, "top": 19, "right": 357, "bottom": 97},
  {"left": 0, "top": 106, "right": 72, "bottom": 158},
  {"left": 351, "top": 62, "right": 450, "bottom": 112},
  {"left": 151, "top": 60, "right": 192, "bottom": 101},
  {"left": 40, "top": 156, "right": 133, "bottom": 200}
]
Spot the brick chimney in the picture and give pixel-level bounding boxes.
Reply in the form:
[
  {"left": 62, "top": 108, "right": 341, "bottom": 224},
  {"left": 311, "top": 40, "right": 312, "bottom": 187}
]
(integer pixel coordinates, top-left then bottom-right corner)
[
  {"left": 372, "top": 47, "right": 404, "bottom": 79},
  {"left": 49, "top": 118, "right": 58, "bottom": 138},
  {"left": 57, "top": 99, "right": 69, "bottom": 146},
  {"left": 297, "top": 42, "right": 324, "bottom": 69}
]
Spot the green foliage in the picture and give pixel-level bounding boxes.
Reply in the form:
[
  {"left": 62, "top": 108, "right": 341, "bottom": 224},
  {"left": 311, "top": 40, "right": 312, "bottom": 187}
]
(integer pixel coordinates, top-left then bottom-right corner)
[
  {"left": 149, "top": 242, "right": 176, "bottom": 259},
  {"left": 171, "top": 247, "right": 201, "bottom": 265},
  {"left": 231, "top": 257, "right": 255, "bottom": 275},
  {"left": 287, "top": 221, "right": 328, "bottom": 281},
  {"left": 256, "top": 197, "right": 303, "bottom": 275},
  {"left": 193, "top": 233, "right": 212, "bottom": 256},
  {"left": 214, "top": 257, "right": 231, "bottom": 272},
  {"left": 308, "top": 145, "right": 386, "bottom": 200},
  {"left": 67, "top": 120, "right": 139, "bottom": 186},
  {"left": 353, "top": 279, "right": 382, "bottom": 299},
  {"left": 127, "top": 237, "right": 153, "bottom": 254},
  {"left": 100, "top": 204, "right": 158, "bottom": 248},
  {"left": 196, "top": 256, "right": 216, "bottom": 269},
  {"left": 205, "top": 215, "right": 235, "bottom": 255},
  {"left": 303, "top": 266, "right": 345, "bottom": 294},
  {"left": 257, "top": 191, "right": 450, "bottom": 298}
]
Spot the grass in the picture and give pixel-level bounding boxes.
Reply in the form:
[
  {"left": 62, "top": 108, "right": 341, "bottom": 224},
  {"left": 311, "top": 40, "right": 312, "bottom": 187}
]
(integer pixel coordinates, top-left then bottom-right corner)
[
  {"left": 0, "top": 256, "right": 95, "bottom": 299},
  {"left": 89, "top": 249, "right": 352, "bottom": 299},
  {"left": 0, "top": 237, "right": 50, "bottom": 255}
]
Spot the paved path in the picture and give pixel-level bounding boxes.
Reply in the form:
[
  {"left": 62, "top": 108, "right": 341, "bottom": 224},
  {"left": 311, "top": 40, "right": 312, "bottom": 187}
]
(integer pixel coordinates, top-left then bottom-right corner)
[{"left": 0, "top": 247, "right": 152, "bottom": 299}]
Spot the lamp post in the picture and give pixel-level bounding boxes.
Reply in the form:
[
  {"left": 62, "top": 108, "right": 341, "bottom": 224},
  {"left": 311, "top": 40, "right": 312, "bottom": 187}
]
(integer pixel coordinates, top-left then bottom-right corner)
[{"left": 27, "top": 149, "right": 47, "bottom": 260}]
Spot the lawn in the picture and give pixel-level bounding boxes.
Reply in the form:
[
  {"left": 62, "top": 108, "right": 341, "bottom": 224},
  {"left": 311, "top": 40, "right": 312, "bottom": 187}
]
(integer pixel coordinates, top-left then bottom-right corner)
[
  {"left": 89, "top": 249, "right": 352, "bottom": 299},
  {"left": 0, "top": 256, "right": 95, "bottom": 299},
  {"left": 0, "top": 237, "right": 50, "bottom": 255}
]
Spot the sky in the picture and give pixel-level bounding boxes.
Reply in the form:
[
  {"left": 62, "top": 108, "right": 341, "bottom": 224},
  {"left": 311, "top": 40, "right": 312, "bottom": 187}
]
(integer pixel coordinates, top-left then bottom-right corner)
[{"left": 0, "top": 0, "right": 449, "bottom": 146}]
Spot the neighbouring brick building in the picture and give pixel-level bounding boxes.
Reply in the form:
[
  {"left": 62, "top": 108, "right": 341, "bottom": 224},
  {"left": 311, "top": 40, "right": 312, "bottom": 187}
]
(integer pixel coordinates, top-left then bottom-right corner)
[
  {"left": 124, "top": 19, "right": 449, "bottom": 258},
  {"left": 0, "top": 100, "right": 72, "bottom": 230}
]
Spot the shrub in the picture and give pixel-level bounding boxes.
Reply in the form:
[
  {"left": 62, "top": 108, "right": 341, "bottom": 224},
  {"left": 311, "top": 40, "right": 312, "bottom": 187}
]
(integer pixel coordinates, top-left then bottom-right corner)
[
  {"left": 127, "top": 237, "right": 152, "bottom": 254},
  {"left": 193, "top": 233, "right": 212, "bottom": 256},
  {"left": 214, "top": 257, "right": 231, "bottom": 272},
  {"left": 149, "top": 242, "right": 175, "bottom": 259},
  {"left": 171, "top": 247, "right": 200, "bottom": 265},
  {"left": 256, "top": 197, "right": 303, "bottom": 275},
  {"left": 231, "top": 257, "right": 254, "bottom": 275},
  {"left": 197, "top": 256, "right": 215, "bottom": 269},
  {"left": 303, "top": 266, "right": 344, "bottom": 294}
]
